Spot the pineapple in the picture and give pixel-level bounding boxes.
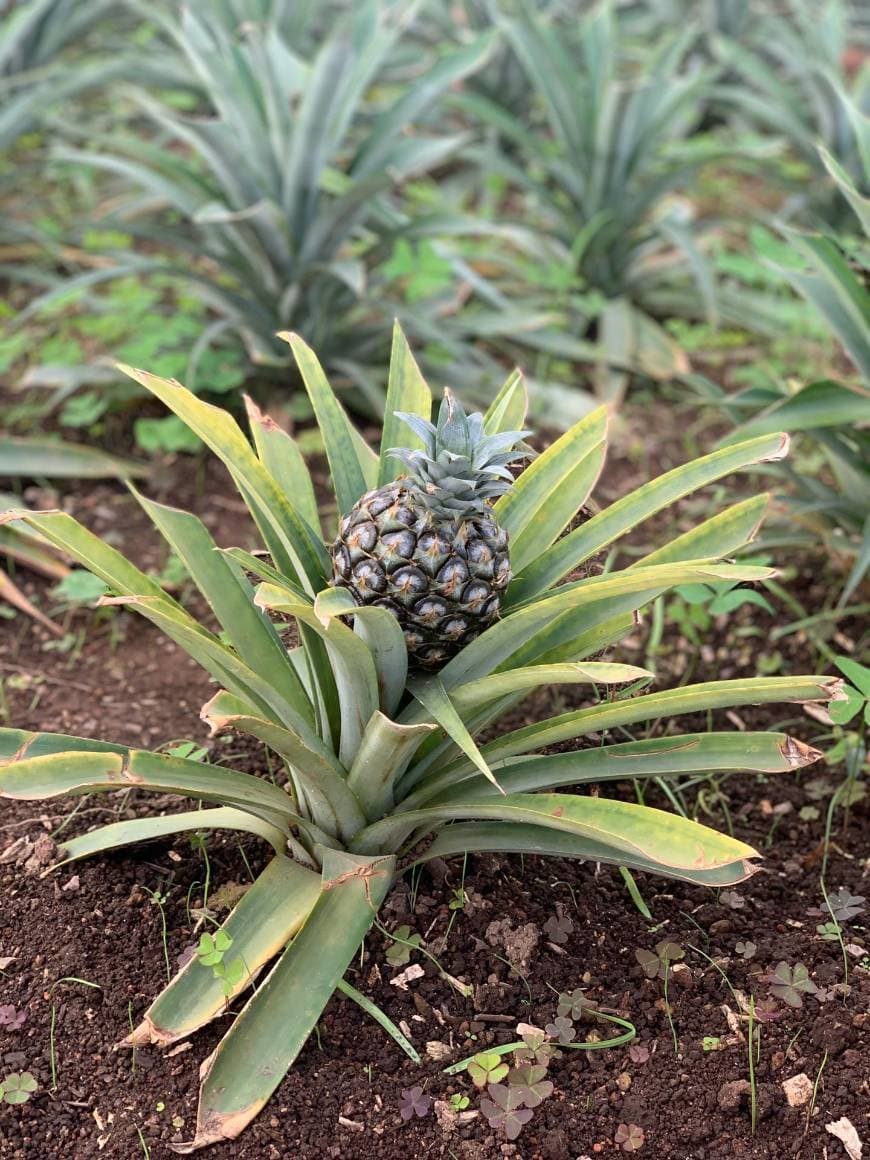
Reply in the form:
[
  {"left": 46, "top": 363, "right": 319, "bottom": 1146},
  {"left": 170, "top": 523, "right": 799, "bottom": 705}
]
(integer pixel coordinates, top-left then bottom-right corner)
[{"left": 330, "top": 390, "right": 529, "bottom": 669}]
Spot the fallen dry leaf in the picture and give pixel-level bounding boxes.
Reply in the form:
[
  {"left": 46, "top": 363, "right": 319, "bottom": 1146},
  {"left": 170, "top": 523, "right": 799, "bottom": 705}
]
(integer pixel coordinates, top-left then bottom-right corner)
[
  {"left": 826, "top": 1116, "right": 863, "bottom": 1160},
  {"left": 390, "top": 963, "right": 425, "bottom": 991}
]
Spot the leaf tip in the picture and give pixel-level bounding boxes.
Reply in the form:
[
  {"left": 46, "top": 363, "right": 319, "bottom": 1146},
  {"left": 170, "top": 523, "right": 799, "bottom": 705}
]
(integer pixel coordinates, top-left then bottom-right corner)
[
  {"left": 764, "top": 432, "right": 790, "bottom": 463},
  {"left": 779, "top": 735, "right": 824, "bottom": 770},
  {"left": 824, "top": 677, "right": 847, "bottom": 702}
]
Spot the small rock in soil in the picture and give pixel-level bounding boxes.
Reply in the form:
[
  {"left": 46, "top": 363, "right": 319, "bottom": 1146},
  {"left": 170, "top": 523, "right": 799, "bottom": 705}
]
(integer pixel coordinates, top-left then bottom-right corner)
[
  {"left": 718, "top": 1079, "right": 752, "bottom": 1111},
  {"left": 782, "top": 1073, "right": 813, "bottom": 1107}
]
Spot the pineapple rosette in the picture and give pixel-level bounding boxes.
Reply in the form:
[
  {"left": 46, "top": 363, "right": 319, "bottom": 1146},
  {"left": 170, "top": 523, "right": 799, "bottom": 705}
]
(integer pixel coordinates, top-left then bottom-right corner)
[{"left": 0, "top": 326, "right": 838, "bottom": 1151}]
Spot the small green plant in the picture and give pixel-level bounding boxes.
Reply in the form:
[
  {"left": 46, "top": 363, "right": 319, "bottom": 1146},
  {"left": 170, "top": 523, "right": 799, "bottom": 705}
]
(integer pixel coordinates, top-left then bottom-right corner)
[
  {"left": 476, "top": 1029, "right": 557, "bottom": 1140},
  {"left": 615, "top": 1122, "right": 646, "bottom": 1153},
  {"left": 767, "top": 962, "right": 820, "bottom": 1009},
  {"left": 164, "top": 741, "right": 208, "bottom": 763},
  {"left": 553, "top": 989, "right": 599, "bottom": 1022},
  {"left": 448, "top": 886, "right": 467, "bottom": 912},
  {"left": 829, "top": 658, "right": 870, "bottom": 728},
  {"left": 196, "top": 932, "right": 245, "bottom": 998},
  {"left": 636, "top": 941, "right": 684, "bottom": 1054},
  {"left": 448, "top": 999, "right": 636, "bottom": 1141},
  {"left": 0, "top": 1004, "right": 26, "bottom": 1031},
  {"left": 399, "top": 1085, "right": 431, "bottom": 1121},
  {"left": 448, "top": 1092, "right": 470, "bottom": 1111},
  {"left": 543, "top": 905, "right": 574, "bottom": 945},
  {"left": 0, "top": 1071, "right": 37, "bottom": 1105},
  {"left": 50, "top": 570, "right": 109, "bottom": 608},
  {"left": 384, "top": 924, "right": 422, "bottom": 967},
  {"left": 382, "top": 240, "right": 453, "bottom": 304},
  {"left": 747, "top": 995, "right": 758, "bottom": 1135},
  {"left": 811, "top": 888, "right": 866, "bottom": 941},
  {"left": 467, "top": 1051, "right": 509, "bottom": 1089},
  {"left": 635, "top": 941, "right": 685, "bottom": 981},
  {"left": 545, "top": 1014, "right": 576, "bottom": 1044},
  {"left": 479, "top": 1082, "right": 533, "bottom": 1141},
  {"left": 144, "top": 888, "right": 171, "bottom": 983},
  {"left": 505, "top": 1062, "right": 553, "bottom": 1107}
]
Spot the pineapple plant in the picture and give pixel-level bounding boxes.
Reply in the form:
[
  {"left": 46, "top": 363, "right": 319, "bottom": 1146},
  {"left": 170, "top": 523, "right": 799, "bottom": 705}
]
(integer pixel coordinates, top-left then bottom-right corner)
[
  {"left": 0, "top": 325, "right": 840, "bottom": 1151},
  {"left": 332, "top": 389, "right": 529, "bottom": 668}
]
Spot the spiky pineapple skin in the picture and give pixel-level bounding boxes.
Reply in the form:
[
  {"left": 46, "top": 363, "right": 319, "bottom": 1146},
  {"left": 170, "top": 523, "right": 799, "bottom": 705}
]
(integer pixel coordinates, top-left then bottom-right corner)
[{"left": 331, "top": 481, "right": 510, "bottom": 669}]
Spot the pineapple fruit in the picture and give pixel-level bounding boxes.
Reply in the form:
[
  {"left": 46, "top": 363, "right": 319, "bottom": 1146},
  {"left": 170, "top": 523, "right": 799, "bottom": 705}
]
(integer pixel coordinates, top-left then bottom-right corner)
[{"left": 330, "top": 389, "right": 529, "bottom": 668}]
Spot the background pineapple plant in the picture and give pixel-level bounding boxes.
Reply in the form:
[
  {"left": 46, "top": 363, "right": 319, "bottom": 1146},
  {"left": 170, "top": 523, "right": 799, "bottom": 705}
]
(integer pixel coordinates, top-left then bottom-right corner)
[{"left": 0, "top": 325, "right": 840, "bottom": 1150}]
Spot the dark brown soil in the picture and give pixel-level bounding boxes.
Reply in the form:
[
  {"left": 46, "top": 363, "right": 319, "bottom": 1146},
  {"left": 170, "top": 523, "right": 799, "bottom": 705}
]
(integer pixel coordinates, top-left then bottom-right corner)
[{"left": 0, "top": 423, "right": 867, "bottom": 1160}]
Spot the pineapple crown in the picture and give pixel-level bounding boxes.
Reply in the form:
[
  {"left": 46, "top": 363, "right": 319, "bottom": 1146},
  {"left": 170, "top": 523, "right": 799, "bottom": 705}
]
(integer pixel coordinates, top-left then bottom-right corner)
[{"left": 389, "top": 389, "right": 531, "bottom": 517}]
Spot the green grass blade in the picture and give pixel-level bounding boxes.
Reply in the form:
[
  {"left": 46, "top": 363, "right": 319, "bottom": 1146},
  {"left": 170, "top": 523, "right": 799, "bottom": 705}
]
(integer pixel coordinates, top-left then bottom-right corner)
[
  {"left": 448, "top": 662, "right": 652, "bottom": 713},
  {"left": 438, "top": 562, "right": 776, "bottom": 688},
  {"left": 0, "top": 437, "right": 147, "bottom": 480},
  {"left": 819, "top": 144, "right": 870, "bottom": 233},
  {"left": 353, "top": 33, "right": 494, "bottom": 177},
  {"left": 336, "top": 979, "right": 420, "bottom": 1062},
  {"left": 256, "top": 583, "right": 380, "bottom": 768},
  {"left": 483, "top": 369, "right": 528, "bottom": 435},
  {"left": 480, "top": 366, "right": 528, "bottom": 436},
  {"left": 0, "top": 746, "right": 297, "bottom": 830},
  {"left": 407, "top": 675, "right": 502, "bottom": 793},
  {"left": 314, "top": 586, "right": 408, "bottom": 716},
  {"left": 773, "top": 234, "right": 870, "bottom": 380},
  {"left": 524, "top": 612, "right": 638, "bottom": 667},
  {"left": 177, "top": 848, "right": 394, "bottom": 1151},
  {"left": 395, "top": 614, "right": 641, "bottom": 797},
  {"left": 720, "top": 381, "right": 870, "bottom": 443},
  {"left": 0, "top": 727, "right": 127, "bottom": 761}
]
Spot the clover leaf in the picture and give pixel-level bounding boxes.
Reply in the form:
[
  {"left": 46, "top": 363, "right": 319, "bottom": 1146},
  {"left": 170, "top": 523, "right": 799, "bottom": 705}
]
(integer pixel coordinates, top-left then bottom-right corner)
[
  {"left": 467, "top": 1051, "right": 509, "bottom": 1088},
  {"left": 480, "top": 1082, "right": 533, "bottom": 1140}
]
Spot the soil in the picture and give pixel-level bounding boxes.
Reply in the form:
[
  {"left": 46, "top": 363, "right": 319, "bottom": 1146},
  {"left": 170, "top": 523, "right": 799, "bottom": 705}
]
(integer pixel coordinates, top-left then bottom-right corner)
[{"left": 0, "top": 408, "right": 868, "bottom": 1160}]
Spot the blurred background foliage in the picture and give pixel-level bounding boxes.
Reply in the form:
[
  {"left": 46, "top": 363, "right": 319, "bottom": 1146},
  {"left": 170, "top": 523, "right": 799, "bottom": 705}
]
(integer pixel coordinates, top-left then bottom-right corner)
[{"left": 0, "top": 0, "right": 868, "bottom": 618}]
